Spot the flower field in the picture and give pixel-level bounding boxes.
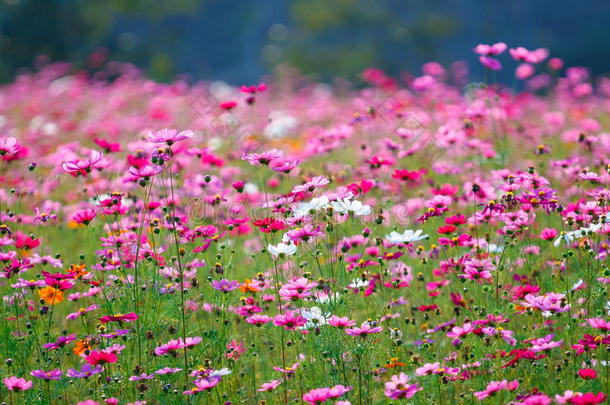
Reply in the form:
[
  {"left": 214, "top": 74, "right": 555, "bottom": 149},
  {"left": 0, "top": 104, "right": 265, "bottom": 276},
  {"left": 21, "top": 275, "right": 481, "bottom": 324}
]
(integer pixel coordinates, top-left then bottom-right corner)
[{"left": 1, "top": 45, "right": 610, "bottom": 404}]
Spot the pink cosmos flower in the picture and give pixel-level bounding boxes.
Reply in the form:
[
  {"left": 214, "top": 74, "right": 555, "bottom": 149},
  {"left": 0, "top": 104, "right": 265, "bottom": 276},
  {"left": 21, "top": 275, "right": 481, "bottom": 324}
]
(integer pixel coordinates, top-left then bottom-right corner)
[
  {"left": 586, "top": 318, "right": 610, "bottom": 331},
  {"left": 258, "top": 379, "right": 282, "bottom": 392},
  {"left": 345, "top": 322, "right": 382, "bottom": 337},
  {"left": 286, "top": 224, "right": 325, "bottom": 243},
  {"left": 474, "top": 379, "right": 519, "bottom": 400},
  {"left": 328, "top": 315, "right": 356, "bottom": 329},
  {"left": 245, "top": 314, "right": 272, "bottom": 326},
  {"left": 241, "top": 149, "right": 283, "bottom": 166},
  {"left": 473, "top": 42, "right": 507, "bottom": 56},
  {"left": 0, "top": 137, "right": 19, "bottom": 156},
  {"left": 3, "top": 376, "right": 33, "bottom": 391},
  {"left": 62, "top": 150, "right": 104, "bottom": 177},
  {"left": 479, "top": 56, "right": 502, "bottom": 71},
  {"left": 273, "top": 311, "right": 307, "bottom": 330},
  {"left": 147, "top": 128, "right": 193, "bottom": 145},
  {"left": 154, "top": 337, "right": 202, "bottom": 356},
  {"left": 99, "top": 312, "right": 138, "bottom": 324},
  {"left": 384, "top": 372, "right": 422, "bottom": 400},
  {"left": 73, "top": 208, "right": 97, "bottom": 225}
]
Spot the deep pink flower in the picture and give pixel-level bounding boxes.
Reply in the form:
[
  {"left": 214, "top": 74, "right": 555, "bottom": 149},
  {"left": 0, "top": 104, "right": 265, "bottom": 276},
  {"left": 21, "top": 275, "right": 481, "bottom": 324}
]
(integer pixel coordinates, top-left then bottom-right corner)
[{"left": 3, "top": 376, "right": 33, "bottom": 391}]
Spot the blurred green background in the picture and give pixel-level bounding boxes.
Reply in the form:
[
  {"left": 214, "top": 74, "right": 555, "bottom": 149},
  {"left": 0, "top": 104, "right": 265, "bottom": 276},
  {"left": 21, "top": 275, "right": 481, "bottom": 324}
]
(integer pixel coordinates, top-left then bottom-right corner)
[{"left": 1, "top": 0, "right": 610, "bottom": 83}]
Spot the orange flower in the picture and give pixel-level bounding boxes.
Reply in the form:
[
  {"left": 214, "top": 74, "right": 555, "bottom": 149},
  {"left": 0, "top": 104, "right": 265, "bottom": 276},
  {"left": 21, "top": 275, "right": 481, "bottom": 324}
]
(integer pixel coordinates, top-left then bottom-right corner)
[
  {"left": 38, "top": 286, "right": 64, "bottom": 305},
  {"left": 73, "top": 339, "right": 91, "bottom": 356},
  {"left": 67, "top": 264, "right": 89, "bottom": 279},
  {"left": 239, "top": 279, "right": 260, "bottom": 293},
  {"left": 386, "top": 357, "right": 406, "bottom": 368}
]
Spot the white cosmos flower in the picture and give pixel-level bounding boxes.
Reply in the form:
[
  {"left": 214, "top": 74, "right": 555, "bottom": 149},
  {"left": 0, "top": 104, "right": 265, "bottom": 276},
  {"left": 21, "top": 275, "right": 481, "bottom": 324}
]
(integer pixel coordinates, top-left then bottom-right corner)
[
  {"left": 485, "top": 243, "right": 504, "bottom": 254},
  {"left": 315, "top": 292, "right": 341, "bottom": 304},
  {"left": 348, "top": 279, "right": 369, "bottom": 289},
  {"left": 292, "top": 196, "right": 330, "bottom": 217},
  {"left": 331, "top": 198, "right": 371, "bottom": 216},
  {"left": 553, "top": 222, "right": 603, "bottom": 247},
  {"left": 300, "top": 306, "right": 331, "bottom": 329},
  {"left": 209, "top": 368, "right": 232, "bottom": 377},
  {"left": 385, "top": 229, "right": 428, "bottom": 244},
  {"left": 267, "top": 242, "right": 297, "bottom": 257}
]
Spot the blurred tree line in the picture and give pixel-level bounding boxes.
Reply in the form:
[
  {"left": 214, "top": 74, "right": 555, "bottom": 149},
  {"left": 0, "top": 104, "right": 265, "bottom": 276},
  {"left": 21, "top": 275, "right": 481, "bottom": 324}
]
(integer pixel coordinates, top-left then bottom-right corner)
[{"left": 1, "top": 0, "right": 610, "bottom": 83}]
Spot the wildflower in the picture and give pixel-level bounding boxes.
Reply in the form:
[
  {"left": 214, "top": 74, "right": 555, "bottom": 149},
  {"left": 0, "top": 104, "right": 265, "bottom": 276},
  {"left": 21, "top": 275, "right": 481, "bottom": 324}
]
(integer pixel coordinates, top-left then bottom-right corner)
[
  {"left": 99, "top": 312, "right": 138, "bottom": 324},
  {"left": 67, "top": 364, "right": 104, "bottom": 378},
  {"left": 384, "top": 372, "right": 422, "bottom": 400},
  {"left": 328, "top": 315, "right": 356, "bottom": 329},
  {"left": 154, "top": 337, "right": 202, "bottom": 356},
  {"left": 85, "top": 351, "right": 117, "bottom": 365},
  {"left": 577, "top": 368, "right": 597, "bottom": 380},
  {"left": 241, "top": 149, "right": 283, "bottom": 166},
  {"left": 331, "top": 198, "right": 372, "bottom": 216},
  {"left": 267, "top": 242, "right": 297, "bottom": 258},
  {"left": 30, "top": 369, "right": 62, "bottom": 381},
  {"left": 473, "top": 42, "right": 507, "bottom": 56},
  {"left": 147, "top": 128, "right": 193, "bottom": 145},
  {"left": 3, "top": 376, "right": 33, "bottom": 391},
  {"left": 258, "top": 379, "right": 282, "bottom": 392},
  {"left": 385, "top": 229, "right": 428, "bottom": 244},
  {"left": 245, "top": 314, "right": 272, "bottom": 326},
  {"left": 62, "top": 150, "right": 104, "bottom": 177},
  {"left": 474, "top": 380, "right": 519, "bottom": 400},
  {"left": 345, "top": 322, "right": 383, "bottom": 337},
  {"left": 479, "top": 56, "right": 502, "bottom": 71},
  {"left": 273, "top": 311, "right": 307, "bottom": 330},
  {"left": 38, "top": 286, "right": 64, "bottom": 305},
  {"left": 211, "top": 279, "right": 241, "bottom": 293}
]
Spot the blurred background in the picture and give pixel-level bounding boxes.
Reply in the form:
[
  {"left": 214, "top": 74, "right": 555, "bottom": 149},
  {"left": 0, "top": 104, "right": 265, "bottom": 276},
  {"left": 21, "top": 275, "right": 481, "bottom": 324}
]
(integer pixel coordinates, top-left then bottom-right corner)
[{"left": 1, "top": 0, "right": 610, "bottom": 84}]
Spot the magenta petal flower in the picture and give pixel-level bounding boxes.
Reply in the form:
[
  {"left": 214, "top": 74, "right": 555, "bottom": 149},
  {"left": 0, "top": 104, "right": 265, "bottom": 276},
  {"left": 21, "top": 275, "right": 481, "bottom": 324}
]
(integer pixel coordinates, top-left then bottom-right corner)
[
  {"left": 3, "top": 376, "right": 33, "bottom": 391},
  {"left": 30, "top": 369, "right": 62, "bottom": 381},
  {"left": 147, "top": 128, "right": 194, "bottom": 145},
  {"left": 479, "top": 56, "right": 502, "bottom": 71}
]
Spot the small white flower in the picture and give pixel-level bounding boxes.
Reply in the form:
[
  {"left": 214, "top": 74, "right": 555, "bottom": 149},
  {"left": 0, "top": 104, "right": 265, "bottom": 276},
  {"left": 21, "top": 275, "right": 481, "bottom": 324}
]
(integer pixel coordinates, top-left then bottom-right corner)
[
  {"left": 385, "top": 229, "right": 428, "bottom": 244},
  {"left": 292, "top": 196, "right": 330, "bottom": 217},
  {"left": 267, "top": 242, "right": 297, "bottom": 257},
  {"left": 210, "top": 368, "right": 232, "bottom": 377},
  {"left": 553, "top": 222, "right": 603, "bottom": 247},
  {"left": 485, "top": 243, "right": 504, "bottom": 254},
  {"left": 315, "top": 292, "right": 341, "bottom": 304},
  {"left": 331, "top": 198, "right": 371, "bottom": 216},
  {"left": 348, "top": 279, "right": 369, "bottom": 289},
  {"left": 301, "top": 306, "right": 331, "bottom": 328}
]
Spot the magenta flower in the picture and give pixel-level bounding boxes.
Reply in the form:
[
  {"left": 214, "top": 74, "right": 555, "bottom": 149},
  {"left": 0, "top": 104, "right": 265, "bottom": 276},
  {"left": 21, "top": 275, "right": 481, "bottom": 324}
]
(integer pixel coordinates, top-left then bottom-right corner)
[
  {"left": 474, "top": 380, "right": 519, "bottom": 400},
  {"left": 286, "top": 224, "right": 325, "bottom": 243},
  {"left": 479, "top": 56, "right": 502, "bottom": 71},
  {"left": 72, "top": 208, "right": 97, "bottom": 225},
  {"left": 345, "top": 322, "right": 383, "bottom": 337},
  {"left": 0, "top": 137, "right": 19, "bottom": 156},
  {"left": 147, "top": 128, "right": 193, "bottom": 145},
  {"left": 30, "top": 369, "right": 62, "bottom": 381},
  {"left": 67, "top": 364, "right": 104, "bottom": 378},
  {"left": 245, "top": 314, "right": 272, "bottom": 326},
  {"left": 258, "top": 379, "right": 282, "bottom": 392},
  {"left": 99, "top": 312, "right": 138, "bottom": 324},
  {"left": 241, "top": 149, "right": 283, "bottom": 166},
  {"left": 211, "top": 279, "right": 241, "bottom": 293},
  {"left": 473, "top": 42, "right": 507, "bottom": 56},
  {"left": 273, "top": 311, "right": 307, "bottom": 330},
  {"left": 328, "top": 315, "right": 356, "bottom": 329},
  {"left": 384, "top": 372, "right": 422, "bottom": 400},
  {"left": 587, "top": 318, "right": 610, "bottom": 331},
  {"left": 154, "top": 337, "right": 202, "bottom": 356},
  {"left": 3, "top": 376, "right": 33, "bottom": 391},
  {"left": 42, "top": 334, "right": 77, "bottom": 350},
  {"left": 62, "top": 150, "right": 104, "bottom": 177}
]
